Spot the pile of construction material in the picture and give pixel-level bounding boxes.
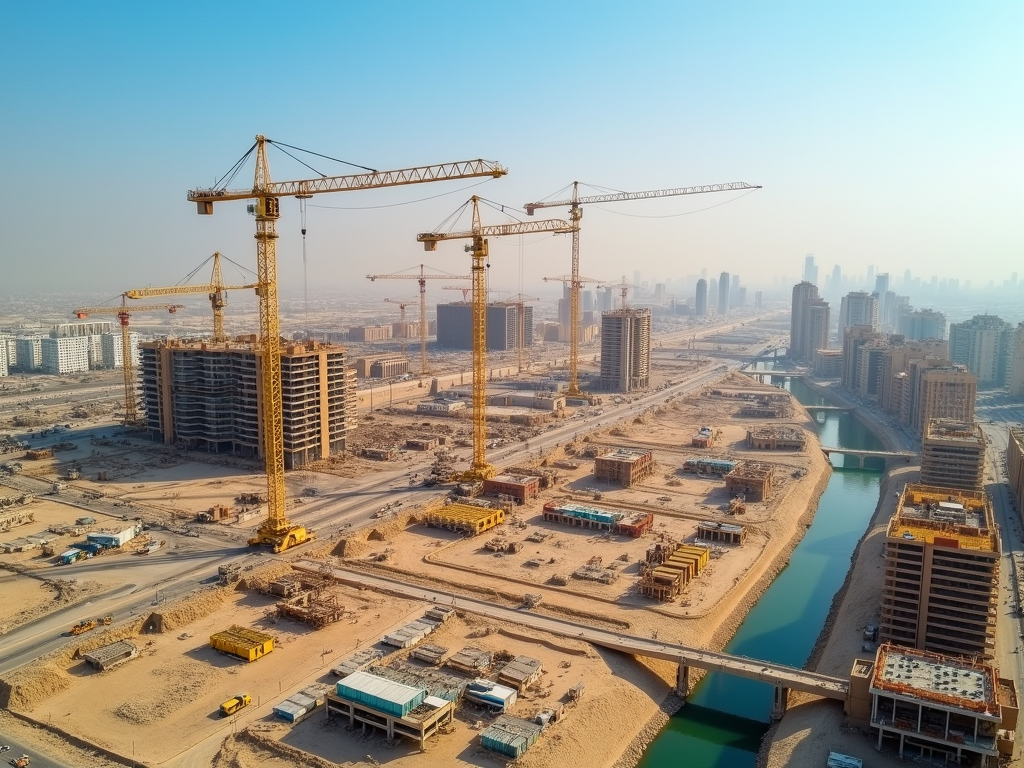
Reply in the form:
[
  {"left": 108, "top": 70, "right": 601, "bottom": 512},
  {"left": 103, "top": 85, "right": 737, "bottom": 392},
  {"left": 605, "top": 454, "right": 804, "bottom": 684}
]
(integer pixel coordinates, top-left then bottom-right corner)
[
  {"left": 640, "top": 542, "right": 711, "bottom": 601},
  {"left": 446, "top": 645, "right": 492, "bottom": 675},
  {"left": 572, "top": 555, "right": 619, "bottom": 584},
  {"left": 271, "top": 573, "right": 346, "bottom": 629},
  {"left": 483, "top": 537, "right": 522, "bottom": 554}
]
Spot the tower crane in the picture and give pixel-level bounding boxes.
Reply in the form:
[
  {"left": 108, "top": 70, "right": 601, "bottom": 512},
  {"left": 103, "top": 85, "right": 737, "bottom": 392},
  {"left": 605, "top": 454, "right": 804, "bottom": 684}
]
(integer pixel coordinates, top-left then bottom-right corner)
[
  {"left": 442, "top": 285, "right": 503, "bottom": 302},
  {"left": 124, "top": 252, "right": 257, "bottom": 342},
  {"left": 603, "top": 275, "right": 640, "bottom": 310},
  {"left": 366, "top": 265, "right": 470, "bottom": 375},
  {"left": 505, "top": 293, "right": 539, "bottom": 373},
  {"left": 524, "top": 181, "right": 761, "bottom": 398},
  {"left": 382, "top": 298, "right": 417, "bottom": 358},
  {"left": 188, "top": 135, "right": 507, "bottom": 553},
  {"left": 417, "top": 196, "right": 573, "bottom": 480},
  {"left": 72, "top": 296, "right": 184, "bottom": 426}
]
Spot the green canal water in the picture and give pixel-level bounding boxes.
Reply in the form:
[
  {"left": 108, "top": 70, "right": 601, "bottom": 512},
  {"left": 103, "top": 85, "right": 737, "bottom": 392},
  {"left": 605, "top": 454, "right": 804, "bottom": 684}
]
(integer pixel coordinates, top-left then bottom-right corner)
[{"left": 637, "top": 376, "right": 885, "bottom": 768}]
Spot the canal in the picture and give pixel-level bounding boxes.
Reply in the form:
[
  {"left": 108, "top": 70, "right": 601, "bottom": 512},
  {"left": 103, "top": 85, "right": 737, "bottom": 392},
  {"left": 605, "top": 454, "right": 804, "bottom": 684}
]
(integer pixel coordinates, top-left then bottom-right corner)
[{"left": 638, "top": 376, "right": 886, "bottom": 768}]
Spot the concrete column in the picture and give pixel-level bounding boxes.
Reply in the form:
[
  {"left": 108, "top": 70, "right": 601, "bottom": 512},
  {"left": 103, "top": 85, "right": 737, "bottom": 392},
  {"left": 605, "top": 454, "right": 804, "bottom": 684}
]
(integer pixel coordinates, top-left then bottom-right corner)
[
  {"left": 676, "top": 663, "right": 690, "bottom": 698},
  {"left": 898, "top": 733, "right": 904, "bottom": 758}
]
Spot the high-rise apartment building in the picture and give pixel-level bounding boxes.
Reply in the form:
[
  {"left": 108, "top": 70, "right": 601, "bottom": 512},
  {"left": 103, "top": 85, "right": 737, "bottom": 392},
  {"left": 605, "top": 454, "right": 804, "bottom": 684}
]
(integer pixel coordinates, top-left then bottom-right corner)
[
  {"left": 15, "top": 337, "right": 43, "bottom": 371},
  {"left": 1009, "top": 322, "right": 1024, "bottom": 398},
  {"left": 0, "top": 340, "right": 7, "bottom": 377},
  {"left": 694, "top": 279, "right": 708, "bottom": 317},
  {"left": 880, "top": 484, "right": 999, "bottom": 659},
  {"left": 754, "top": 291, "right": 762, "bottom": 310},
  {"left": 40, "top": 336, "right": 89, "bottom": 375},
  {"left": 708, "top": 278, "right": 718, "bottom": 311},
  {"left": 897, "top": 308, "right": 947, "bottom": 341},
  {"left": 839, "top": 291, "right": 878, "bottom": 334},
  {"left": 841, "top": 326, "right": 886, "bottom": 390},
  {"left": 880, "top": 340, "right": 949, "bottom": 413},
  {"left": 140, "top": 339, "right": 356, "bottom": 470},
  {"left": 920, "top": 420, "right": 985, "bottom": 491},
  {"left": 790, "top": 282, "right": 829, "bottom": 361},
  {"left": 100, "top": 332, "right": 141, "bottom": 369},
  {"left": 718, "top": 272, "right": 730, "bottom": 316},
  {"left": 599, "top": 308, "right": 651, "bottom": 392},
  {"left": 0, "top": 336, "right": 16, "bottom": 370},
  {"left": 436, "top": 303, "right": 533, "bottom": 351},
  {"left": 51, "top": 321, "right": 113, "bottom": 338},
  {"left": 948, "top": 314, "right": 1013, "bottom": 387},
  {"left": 911, "top": 366, "right": 977, "bottom": 435},
  {"left": 1008, "top": 427, "right": 1024, "bottom": 513}
]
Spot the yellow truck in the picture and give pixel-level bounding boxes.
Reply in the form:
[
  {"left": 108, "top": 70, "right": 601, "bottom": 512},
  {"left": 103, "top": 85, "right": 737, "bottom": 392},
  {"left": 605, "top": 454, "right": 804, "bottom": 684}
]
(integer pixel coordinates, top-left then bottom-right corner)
[
  {"left": 69, "top": 619, "right": 96, "bottom": 636},
  {"left": 220, "top": 693, "right": 251, "bottom": 717}
]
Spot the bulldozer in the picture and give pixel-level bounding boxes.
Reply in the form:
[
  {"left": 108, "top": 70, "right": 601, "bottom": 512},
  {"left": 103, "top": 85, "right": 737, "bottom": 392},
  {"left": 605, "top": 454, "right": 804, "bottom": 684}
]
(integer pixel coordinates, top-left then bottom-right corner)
[{"left": 69, "top": 619, "right": 96, "bottom": 636}]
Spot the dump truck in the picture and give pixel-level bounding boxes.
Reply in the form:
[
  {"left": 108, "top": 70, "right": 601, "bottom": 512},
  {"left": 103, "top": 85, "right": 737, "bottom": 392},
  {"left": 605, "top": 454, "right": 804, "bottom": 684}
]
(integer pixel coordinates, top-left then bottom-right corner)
[
  {"left": 69, "top": 619, "right": 96, "bottom": 635},
  {"left": 9, "top": 754, "right": 30, "bottom": 767},
  {"left": 220, "top": 693, "right": 251, "bottom": 717}
]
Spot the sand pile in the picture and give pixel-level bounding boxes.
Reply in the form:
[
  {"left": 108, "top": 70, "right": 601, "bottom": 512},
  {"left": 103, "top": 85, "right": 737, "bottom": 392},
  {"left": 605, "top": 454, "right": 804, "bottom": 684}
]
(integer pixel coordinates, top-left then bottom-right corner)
[
  {"left": 0, "top": 660, "right": 75, "bottom": 710},
  {"left": 151, "top": 587, "right": 226, "bottom": 631},
  {"left": 213, "top": 728, "right": 338, "bottom": 768},
  {"left": 111, "top": 659, "right": 223, "bottom": 724},
  {"left": 332, "top": 510, "right": 420, "bottom": 558},
  {"left": 235, "top": 560, "right": 293, "bottom": 592}
]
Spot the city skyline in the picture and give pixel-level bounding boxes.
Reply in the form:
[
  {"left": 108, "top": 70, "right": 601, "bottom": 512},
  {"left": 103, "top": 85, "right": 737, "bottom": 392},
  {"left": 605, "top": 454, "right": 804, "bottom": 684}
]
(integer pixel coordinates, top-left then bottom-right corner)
[{"left": 1, "top": 3, "right": 1021, "bottom": 295}]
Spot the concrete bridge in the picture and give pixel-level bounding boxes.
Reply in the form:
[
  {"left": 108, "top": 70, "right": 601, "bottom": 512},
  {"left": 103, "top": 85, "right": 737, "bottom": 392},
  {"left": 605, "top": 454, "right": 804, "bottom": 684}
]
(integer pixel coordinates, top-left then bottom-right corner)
[
  {"left": 821, "top": 446, "right": 918, "bottom": 469},
  {"left": 300, "top": 561, "right": 850, "bottom": 720},
  {"left": 803, "top": 405, "right": 853, "bottom": 413}
]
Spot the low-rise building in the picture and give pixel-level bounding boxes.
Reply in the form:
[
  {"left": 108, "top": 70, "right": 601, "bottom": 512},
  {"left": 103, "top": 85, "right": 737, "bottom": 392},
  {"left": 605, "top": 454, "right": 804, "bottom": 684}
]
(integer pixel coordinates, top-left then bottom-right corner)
[
  {"left": 416, "top": 400, "right": 466, "bottom": 414},
  {"left": 691, "top": 426, "right": 716, "bottom": 448},
  {"left": 424, "top": 504, "right": 504, "bottom": 536},
  {"left": 483, "top": 474, "right": 540, "bottom": 504},
  {"left": 746, "top": 425, "right": 806, "bottom": 450},
  {"left": 724, "top": 460, "right": 774, "bottom": 501},
  {"left": 847, "top": 644, "right": 1018, "bottom": 765},
  {"left": 348, "top": 325, "right": 393, "bottom": 342},
  {"left": 594, "top": 447, "right": 654, "bottom": 487},
  {"left": 921, "top": 420, "right": 985, "bottom": 491},
  {"left": 696, "top": 520, "right": 747, "bottom": 545}
]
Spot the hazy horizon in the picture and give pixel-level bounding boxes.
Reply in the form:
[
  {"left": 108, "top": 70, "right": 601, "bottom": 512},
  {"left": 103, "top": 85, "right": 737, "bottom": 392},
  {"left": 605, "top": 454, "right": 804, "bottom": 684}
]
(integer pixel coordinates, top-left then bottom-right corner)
[{"left": 1, "top": 3, "right": 1021, "bottom": 296}]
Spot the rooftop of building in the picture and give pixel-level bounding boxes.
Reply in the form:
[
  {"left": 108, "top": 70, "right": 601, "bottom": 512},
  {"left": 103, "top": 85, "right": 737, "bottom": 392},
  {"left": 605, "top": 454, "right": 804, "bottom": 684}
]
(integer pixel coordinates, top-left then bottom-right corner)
[
  {"left": 890, "top": 483, "right": 997, "bottom": 552},
  {"left": 601, "top": 307, "right": 651, "bottom": 317},
  {"left": 748, "top": 425, "right": 805, "bottom": 439},
  {"left": 488, "top": 474, "right": 539, "bottom": 486},
  {"left": 871, "top": 643, "right": 999, "bottom": 715},
  {"left": 140, "top": 337, "right": 346, "bottom": 355},
  {"left": 924, "top": 420, "right": 984, "bottom": 443},
  {"left": 598, "top": 447, "right": 652, "bottom": 463},
  {"left": 726, "top": 460, "right": 775, "bottom": 479},
  {"left": 426, "top": 504, "right": 501, "bottom": 524}
]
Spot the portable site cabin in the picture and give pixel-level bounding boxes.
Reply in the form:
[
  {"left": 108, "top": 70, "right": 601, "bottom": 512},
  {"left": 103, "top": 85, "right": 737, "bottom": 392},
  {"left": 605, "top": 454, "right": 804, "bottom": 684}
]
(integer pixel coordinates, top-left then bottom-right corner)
[
  {"left": 210, "top": 626, "right": 274, "bottom": 662},
  {"left": 480, "top": 714, "right": 543, "bottom": 758},
  {"left": 335, "top": 671, "right": 427, "bottom": 719},
  {"left": 465, "top": 679, "right": 518, "bottom": 712}
]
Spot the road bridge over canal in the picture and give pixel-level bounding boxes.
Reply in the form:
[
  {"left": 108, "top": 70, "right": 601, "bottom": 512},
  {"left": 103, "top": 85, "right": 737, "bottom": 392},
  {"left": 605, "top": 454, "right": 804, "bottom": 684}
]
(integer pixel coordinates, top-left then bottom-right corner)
[
  {"left": 299, "top": 561, "right": 851, "bottom": 719},
  {"left": 820, "top": 446, "right": 918, "bottom": 468}
]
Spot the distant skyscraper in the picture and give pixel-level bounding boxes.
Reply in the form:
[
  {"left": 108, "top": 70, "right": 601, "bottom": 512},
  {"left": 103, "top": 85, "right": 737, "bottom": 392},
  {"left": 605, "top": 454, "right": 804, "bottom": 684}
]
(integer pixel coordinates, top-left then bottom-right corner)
[
  {"left": 898, "top": 308, "right": 947, "bottom": 340},
  {"left": 695, "top": 279, "right": 708, "bottom": 316},
  {"left": 866, "top": 265, "right": 875, "bottom": 290},
  {"left": 874, "top": 273, "right": 890, "bottom": 295},
  {"left": 830, "top": 264, "right": 841, "bottom": 294},
  {"left": 718, "top": 271, "right": 730, "bottom": 316},
  {"left": 790, "top": 282, "right": 828, "bottom": 361},
  {"left": 802, "top": 254, "right": 818, "bottom": 285},
  {"left": 708, "top": 278, "right": 718, "bottom": 311},
  {"left": 754, "top": 291, "right": 763, "bottom": 310},
  {"left": 1010, "top": 323, "right": 1024, "bottom": 398}
]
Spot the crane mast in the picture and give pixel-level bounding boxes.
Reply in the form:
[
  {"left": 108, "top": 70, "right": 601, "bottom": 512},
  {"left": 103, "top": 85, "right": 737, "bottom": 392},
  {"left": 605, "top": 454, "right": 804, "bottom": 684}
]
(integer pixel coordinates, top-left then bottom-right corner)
[
  {"left": 125, "top": 252, "right": 257, "bottom": 342},
  {"left": 417, "top": 197, "right": 572, "bottom": 479},
  {"left": 383, "top": 298, "right": 417, "bottom": 358},
  {"left": 525, "top": 180, "right": 761, "bottom": 397},
  {"left": 190, "top": 136, "right": 506, "bottom": 552},
  {"left": 72, "top": 296, "right": 184, "bottom": 425}
]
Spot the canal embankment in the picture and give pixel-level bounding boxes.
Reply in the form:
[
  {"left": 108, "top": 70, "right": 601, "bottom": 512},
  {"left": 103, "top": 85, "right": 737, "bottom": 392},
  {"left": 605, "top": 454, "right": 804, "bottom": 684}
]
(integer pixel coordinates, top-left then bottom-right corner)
[{"left": 758, "top": 383, "right": 923, "bottom": 768}]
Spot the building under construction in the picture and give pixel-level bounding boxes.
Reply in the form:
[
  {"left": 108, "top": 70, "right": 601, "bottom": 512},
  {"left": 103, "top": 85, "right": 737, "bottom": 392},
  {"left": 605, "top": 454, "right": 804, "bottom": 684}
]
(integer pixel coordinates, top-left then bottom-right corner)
[
  {"left": 1009, "top": 427, "right": 1024, "bottom": 514},
  {"left": 880, "top": 484, "right": 999, "bottom": 659},
  {"left": 424, "top": 503, "right": 504, "bottom": 536},
  {"left": 724, "top": 460, "right": 775, "bottom": 501},
  {"left": 599, "top": 308, "right": 651, "bottom": 392},
  {"left": 594, "top": 447, "right": 654, "bottom": 487},
  {"left": 746, "top": 425, "right": 806, "bottom": 450},
  {"left": 920, "top": 419, "right": 985, "bottom": 491},
  {"left": 140, "top": 338, "right": 356, "bottom": 469},
  {"left": 436, "top": 302, "right": 533, "bottom": 351},
  {"left": 847, "top": 643, "right": 1018, "bottom": 764}
]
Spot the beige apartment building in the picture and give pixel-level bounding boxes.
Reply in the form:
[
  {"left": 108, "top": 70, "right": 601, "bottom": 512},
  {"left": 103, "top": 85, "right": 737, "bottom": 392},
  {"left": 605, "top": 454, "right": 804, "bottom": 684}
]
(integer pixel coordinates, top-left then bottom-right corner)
[
  {"left": 880, "top": 484, "right": 999, "bottom": 659},
  {"left": 920, "top": 420, "right": 985, "bottom": 491}
]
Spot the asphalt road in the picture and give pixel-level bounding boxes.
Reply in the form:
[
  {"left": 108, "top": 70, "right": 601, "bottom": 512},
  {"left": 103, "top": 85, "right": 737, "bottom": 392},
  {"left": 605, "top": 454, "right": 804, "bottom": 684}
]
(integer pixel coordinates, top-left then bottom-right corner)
[{"left": 0, "top": 736, "right": 68, "bottom": 768}]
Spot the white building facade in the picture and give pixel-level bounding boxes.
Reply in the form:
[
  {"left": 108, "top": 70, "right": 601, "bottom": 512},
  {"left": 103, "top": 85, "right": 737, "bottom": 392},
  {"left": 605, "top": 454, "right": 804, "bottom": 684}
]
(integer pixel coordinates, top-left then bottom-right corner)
[{"left": 41, "top": 336, "right": 89, "bottom": 375}]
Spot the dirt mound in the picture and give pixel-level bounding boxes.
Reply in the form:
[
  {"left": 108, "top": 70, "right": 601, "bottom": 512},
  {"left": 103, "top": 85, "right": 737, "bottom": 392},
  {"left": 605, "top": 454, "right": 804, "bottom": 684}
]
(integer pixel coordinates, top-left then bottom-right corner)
[
  {"left": 152, "top": 587, "right": 226, "bottom": 631},
  {"left": 0, "top": 661, "right": 74, "bottom": 711},
  {"left": 110, "top": 659, "right": 222, "bottom": 724},
  {"left": 235, "top": 561, "right": 293, "bottom": 592}
]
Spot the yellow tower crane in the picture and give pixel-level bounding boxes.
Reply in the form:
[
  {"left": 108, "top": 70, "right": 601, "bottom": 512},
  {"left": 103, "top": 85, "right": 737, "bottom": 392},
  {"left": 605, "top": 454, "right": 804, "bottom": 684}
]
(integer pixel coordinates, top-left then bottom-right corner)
[
  {"left": 382, "top": 298, "right": 418, "bottom": 358},
  {"left": 525, "top": 181, "right": 761, "bottom": 399},
  {"left": 366, "top": 265, "right": 471, "bottom": 375},
  {"left": 417, "top": 196, "right": 573, "bottom": 480},
  {"left": 124, "top": 252, "right": 258, "bottom": 342},
  {"left": 188, "top": 136, "right": 506, "bottom": 552},
  {"left": 72, "top": 296, "right": 185, "bottom": 425}
]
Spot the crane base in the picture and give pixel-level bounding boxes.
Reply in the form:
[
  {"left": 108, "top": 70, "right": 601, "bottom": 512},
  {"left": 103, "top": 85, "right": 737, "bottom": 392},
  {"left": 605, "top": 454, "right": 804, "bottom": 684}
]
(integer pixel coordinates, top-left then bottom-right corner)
[
  {"left": 459, "top": 465, "right": 496, "bottom": 482},
  {"left": 248, "top": 525, "right": 314, "bottom": 554}
]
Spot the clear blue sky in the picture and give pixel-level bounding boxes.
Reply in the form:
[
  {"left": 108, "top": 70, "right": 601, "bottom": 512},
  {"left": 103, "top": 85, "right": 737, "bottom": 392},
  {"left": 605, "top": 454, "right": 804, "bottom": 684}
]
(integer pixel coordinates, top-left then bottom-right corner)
[{"left": 1, "top": 1, "right": 1020, "bottom": 297}]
